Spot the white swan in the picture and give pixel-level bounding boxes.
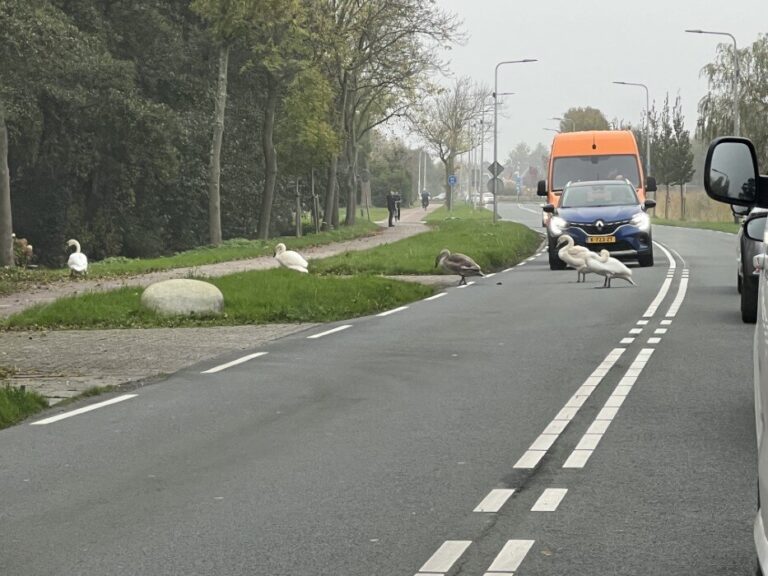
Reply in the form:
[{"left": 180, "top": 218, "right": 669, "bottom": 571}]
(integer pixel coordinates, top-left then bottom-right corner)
[
  {"left": 274, "top": 243, "right": 308, "bottom": 273},
  {"left": 557, "top": 234, "right": 593, "bottom": 282},
  {"left": 435, "top": 249, "right": 484, "bottom": 285},
  {"left": 585, "top": 249, "right": 635, "bottom": 288},
  {"left": 66, "top": 239, "right": 88, "bottom": 276}
]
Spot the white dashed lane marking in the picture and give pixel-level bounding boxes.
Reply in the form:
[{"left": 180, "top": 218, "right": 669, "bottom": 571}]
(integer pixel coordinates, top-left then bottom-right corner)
[
  {"left": 531, "top": 488, "right": 568, "bottom": 512},
  {"left": 474, "top": 489, "right": 516, "bottom": 513},
  {"left": 484, "top": 539, "right": 535, "bottom": 573},
  {"left": 201, "top": 352, "right": 268, "bottom": 374},
  {"left": 307, "top": 325, "right": 352, "bottom": 339},
  {"left": 31, "top": 394, "right": 138, "bottom": 426},
  {"left": 376, "top": 306, "right": 408, "bottom": 317},
  {"left": 416, "top": 540, "right": 472, "bottom": 575},
  {"left": 425, "top": 293, "right": 446, "bottom": 301}
]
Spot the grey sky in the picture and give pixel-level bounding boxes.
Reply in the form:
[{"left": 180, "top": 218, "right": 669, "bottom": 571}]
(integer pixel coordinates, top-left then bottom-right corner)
[{"left": 435, "top": 0, "right": 765, "bottom": 159}]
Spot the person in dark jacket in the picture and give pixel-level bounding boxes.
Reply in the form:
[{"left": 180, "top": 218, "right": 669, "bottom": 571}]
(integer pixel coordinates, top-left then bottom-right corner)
[{"left": 386, "top": 190, "right": 401, "bottom": 227}]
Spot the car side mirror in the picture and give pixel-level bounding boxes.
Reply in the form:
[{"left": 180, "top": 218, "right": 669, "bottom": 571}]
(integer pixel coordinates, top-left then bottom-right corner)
[
  {"left": 537, "top": 180, "right": 547, "bottom": 196},
  {"left": 542, "top": 204, "right": 555, "bottom": 214},
  {"left": 744, "top": 212, "right": 768, "bottom": 242},
  {"left": 704, "top": 137, "right": 766, "bottom": 207},
  {"left": 732, "top": 204, "right": 751, "bottom": 217},
  {"left": 644, "top": 199, "right": 656, "bottom": 210},
  {"left": 645, "top": 176, "right": 657, "bottom": 193}
]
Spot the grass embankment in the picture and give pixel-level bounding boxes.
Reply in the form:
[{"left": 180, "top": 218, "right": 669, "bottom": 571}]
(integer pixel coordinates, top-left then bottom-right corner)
[
  {"left": 3, "top": 205, "right": 540, "bottom": 330},
  {"left": 652, "top": 217, "right": 739, "bottom": 234},
  {"left": 313, "top": 205, "right": 543, "bottom": 275},
  {"left": 0, "top": 220, "right": 381, "bottom": 296},
  {"left": 0, "top": 385, "right": 48, "bottom": 429}
]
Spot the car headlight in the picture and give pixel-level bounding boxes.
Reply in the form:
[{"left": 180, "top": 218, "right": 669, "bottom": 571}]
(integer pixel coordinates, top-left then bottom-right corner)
[
  {"left": 549, "top": 216, "right": 568, "bottom": 235},
  {"left": 631, "top": 212, "right": 651, "bottom": 231}
]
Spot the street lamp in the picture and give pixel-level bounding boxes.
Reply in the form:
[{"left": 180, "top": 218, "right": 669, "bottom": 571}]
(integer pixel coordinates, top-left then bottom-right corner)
[
  {"left": 493, "top": 58, "right": 537, "bottom": 223},
  {"left": 543, "top": 128, "right": 560, "bottom": 133},
  {"left": 685, "top": 29, "right": 740, "bottom": 136},
  {"left": 613, "top": 81, "right": 651, "bottom": 178},
  {"left": 551, "top": 116, "right": 576, "bottom": 132}
]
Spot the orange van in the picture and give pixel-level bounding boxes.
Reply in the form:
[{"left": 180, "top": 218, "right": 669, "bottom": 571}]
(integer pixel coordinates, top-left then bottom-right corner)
[{"left": 537, "top": 130, "right": 656, "bottom": 225}]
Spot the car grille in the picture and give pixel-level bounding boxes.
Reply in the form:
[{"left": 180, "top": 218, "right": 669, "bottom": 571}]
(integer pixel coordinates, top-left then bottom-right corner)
[{"left": 569, "top": 218, "right": 631, "bottom": 235}]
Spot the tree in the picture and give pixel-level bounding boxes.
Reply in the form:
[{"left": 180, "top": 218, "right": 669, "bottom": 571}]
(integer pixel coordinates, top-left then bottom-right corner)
[
  {"left": 669, "top": 95, "right": 694, "bottom": 218},
  {"left": 559, "top": 107, "right": 610, "bottom": 132},
  {"left": 649, "top": 96, "right": 674, "bottom": 218},
  {"left": 698, "top": 34, "right": 768, "bottom": 166},
  {"left": 410, "top": 77, "right": 492, "bottom": 210}
]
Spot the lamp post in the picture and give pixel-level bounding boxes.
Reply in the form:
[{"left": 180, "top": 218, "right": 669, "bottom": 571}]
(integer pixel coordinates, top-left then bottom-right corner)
[
  {"left": 493, "top": 58, "right": 537, "bottom": 222},
  {"left": 613, "top": 81, "right": 651, "bottom": 177},
  {"left": 685, "top": 29, "right": 740, "bottom": 136},
  {"left": 551, "top": 116, "right": 575, "bottom": 132}
]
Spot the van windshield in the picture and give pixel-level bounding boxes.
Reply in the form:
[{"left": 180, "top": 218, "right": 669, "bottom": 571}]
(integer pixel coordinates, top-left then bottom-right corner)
[{"left": 552, "top": 155, "right": 641, "bottom": 191}]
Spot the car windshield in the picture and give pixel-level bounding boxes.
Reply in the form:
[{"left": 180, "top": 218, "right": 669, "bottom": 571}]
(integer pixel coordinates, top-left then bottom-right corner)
[
  {"left": 552, "top": 155, "right": 641, "bottom": 190},
  {"left": 560, "top": 183, "right": 639, "bottom": 208}
]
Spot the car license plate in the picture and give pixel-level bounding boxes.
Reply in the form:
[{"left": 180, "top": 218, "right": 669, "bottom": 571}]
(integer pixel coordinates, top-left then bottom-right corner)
[{"left": 587, "top": 235, "right": 616, "bottom": 244}]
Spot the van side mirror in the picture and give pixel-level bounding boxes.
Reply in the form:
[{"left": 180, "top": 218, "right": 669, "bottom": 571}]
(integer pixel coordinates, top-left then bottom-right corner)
[
  {"left": 645, "top": 176, "right": 657, "bottom": 193},
  {"left": 537, "top": 180, "right": 547, "bottom": 196},
  {"left": 644, "top": 199, "right": 656, "bottom": 210},
  {"left": 542, "top": 204, "right": 555, "bottom": 214},
  {"left": 704, "top": 137, "right": 766, "bottom": 207}
]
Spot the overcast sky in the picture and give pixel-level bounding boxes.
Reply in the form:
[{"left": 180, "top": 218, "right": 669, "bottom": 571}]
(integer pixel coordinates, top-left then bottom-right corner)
[{"left": 434, "top": 0, "right": 765, "bottom": 158}]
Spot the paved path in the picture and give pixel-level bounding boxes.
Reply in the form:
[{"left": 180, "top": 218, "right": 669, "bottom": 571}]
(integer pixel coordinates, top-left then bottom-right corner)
[{"left": 2, "top": 205, "right": 449, "bottom": 404}]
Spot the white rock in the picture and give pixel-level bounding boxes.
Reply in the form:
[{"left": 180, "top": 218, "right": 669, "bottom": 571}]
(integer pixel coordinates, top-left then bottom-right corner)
[{"left": 141, "top": 279, "right": 224, "bottom": 316}]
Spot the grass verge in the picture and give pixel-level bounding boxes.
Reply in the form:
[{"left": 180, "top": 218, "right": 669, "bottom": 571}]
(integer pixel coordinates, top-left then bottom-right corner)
[
  {"left": 0, "top": 385, "right": 48, "bottom": 429},
  {"left": 313, "top": 205, "right": 542, "bottom": 275},
  {"left": 3, "top": 269, "right": 434, "bottom": 330},
  {"left": 652, "top": 217, "right": 739, "bottom": 234}
]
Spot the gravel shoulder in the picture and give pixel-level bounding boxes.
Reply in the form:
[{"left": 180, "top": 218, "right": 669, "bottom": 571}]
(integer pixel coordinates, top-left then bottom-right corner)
[{"left": 1, "top": 207, "right": 454, "bottom": 404}]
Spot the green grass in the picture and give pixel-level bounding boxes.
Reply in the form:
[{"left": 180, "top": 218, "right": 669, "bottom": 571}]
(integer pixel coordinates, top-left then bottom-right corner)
[
  {"left": 314, "top": 205, "right": 542, "bottom": 275},
  {"left": 652, "top": 217, "right": 739, "bottom": 234},
  {"left": 0, "top": 221, "right": 382, "bottom": 296},
  {"left": 0, "top": 385, "right": 48, "bottom": 428},
  {"left": 3, "top": 268, "right": 434, "bottom": 330}
]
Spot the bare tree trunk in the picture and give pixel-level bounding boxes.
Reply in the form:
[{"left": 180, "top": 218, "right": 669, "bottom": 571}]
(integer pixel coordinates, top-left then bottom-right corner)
[
  {"left": 258, "top": 77, "right": 279, "bottom": 240},
  {"left": 664, "top": 184, "right": 670, "bottom": 220},
  {"left": 0, "top": 109, "right": 13, "bottom": 267},
  {"left": 324, "top": 156, "right": 338, "bottom": 230},
  {"left": 208, "top": 44, "right": 229, "bottom": 246},
  {"left": 295, "top": 179, "right": 302, "bottom": 237},
  {"left": 444, "top": 156, "right": 455, "bottom": 211},
  {"left": 360, "top": 154, "right": 371, "bottom": 221},
  {"left": 680, "top": 183, "right": 685, "bottom": 220},
  {"left": 344, "top": 135, "right": 357, "bottom": 225}
]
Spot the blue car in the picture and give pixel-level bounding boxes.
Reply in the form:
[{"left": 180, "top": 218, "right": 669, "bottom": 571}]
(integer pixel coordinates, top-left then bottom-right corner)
[{"left": 543, "top": 180, "right": 657, "bottom": 270}]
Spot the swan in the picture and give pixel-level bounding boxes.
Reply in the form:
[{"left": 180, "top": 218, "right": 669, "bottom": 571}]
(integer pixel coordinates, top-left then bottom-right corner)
[
  {"left": 274, "top": 243, "right": 309, "bottom": 273},
  {"left": 557, "top": 234, "right": 594, "bottom": 282},
  {"left": 66, "top": 239, "right": 88, "bottom": 276},
  {"left": 585, "top": 249, "right": 635, "bottom": 288},
  {"left": 435, "top": 249, "right": 484, "bottom": 285}
]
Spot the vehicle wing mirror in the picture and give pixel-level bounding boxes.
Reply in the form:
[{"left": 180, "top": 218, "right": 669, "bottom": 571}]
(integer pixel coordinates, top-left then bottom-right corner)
[
  {"left": 644, "top": 199, "right": 656, "bottom": 210},
  {"left": 542, "top": 204, "right": 555, "bottom": 214},
  {"left": 537, "top": 180, "right": 547, "bottom": 196},
  {"left": 744, "top": 212, "right": 768, "bottom": 242},
  {"left": 732, "top": 205, "right": 751, "bottom": 217},
  {"left": 704, "top": 137, "right": 765, "bottom": 207},
  {"left": 645, "top": 176, "right": 657, "bottom": 193}
]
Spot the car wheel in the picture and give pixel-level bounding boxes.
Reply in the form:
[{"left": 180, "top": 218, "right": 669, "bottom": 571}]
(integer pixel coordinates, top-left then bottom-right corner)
[
  {"left": 638, "top": 249, "right": 654, "bottom": 267},
  {"left": 742, "top": 275, "right": 759, "bottom": 323},
  {"left": 739, "top": 273, "right": 743, "bottom": 294},
  {"left": 548, "top": 238, "right": 567, "bottom": 270}
]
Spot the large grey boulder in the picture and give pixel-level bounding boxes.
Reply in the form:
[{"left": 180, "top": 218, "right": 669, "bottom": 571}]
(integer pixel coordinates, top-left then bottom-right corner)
[{"left": 141, "top": 279, "right": 224, "bottom": 316}]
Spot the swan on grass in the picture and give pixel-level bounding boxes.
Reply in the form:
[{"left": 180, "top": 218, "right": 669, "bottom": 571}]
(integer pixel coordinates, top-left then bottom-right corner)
[
  {"left": 274, "top": 243, "right": 308, "bottom": 273},
  {"left": 66, "top": 239, "right": 88, "bottom": 276},
  {"left": 556, "top": 234, "right": 594, "bottom": 282},
  {"left": 435, "top": 249, "right": 484, "bottom": 286},
  {"left": 585, "top": 249, "right": 635, "bottom": 288}
]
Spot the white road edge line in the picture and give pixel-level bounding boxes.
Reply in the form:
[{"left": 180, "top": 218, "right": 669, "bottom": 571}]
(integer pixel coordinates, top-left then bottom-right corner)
[
  {"left": 201, "top": 352, "right": 268, "bottom": 374},
  {"left": 307, "top": 325, "right": 353, "bottom": 339},
  {"left": 642, "top": 241, "right": 676, "bottom": 318},
  {"left": 377, "top": 306, "right": 409, "bottom": 317},
  {"left": 31, "top": 394, "right": 138, "bottom": 426}
]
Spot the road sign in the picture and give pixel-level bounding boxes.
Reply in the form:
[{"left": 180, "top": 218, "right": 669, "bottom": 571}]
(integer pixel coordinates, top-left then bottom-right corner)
[
  {"left": 488, "top": 161, "right": 504, "bottom": 177},
  {"left": 448, "top": 174, "right": 457, "bottom": 186},
  {"left": 487, "top": 178, "right": 505, "bottom": 193}
]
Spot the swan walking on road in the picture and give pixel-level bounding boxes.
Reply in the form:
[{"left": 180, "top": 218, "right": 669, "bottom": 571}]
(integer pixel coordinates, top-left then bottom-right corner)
[
  {"left": 585, "top": 249, "right": 635, "bottom": 288},
  {"left": 557, "top": 234, "right": 594, "bottom": 282},
  {"left": 274, "top": 243, "right": 309, "bottom": 273},
  {"left": 435, "top": 249, "right": 484, "bottom": 286},
  {"left": 66, "top": 239, "right": 88, "bottom": 277}
]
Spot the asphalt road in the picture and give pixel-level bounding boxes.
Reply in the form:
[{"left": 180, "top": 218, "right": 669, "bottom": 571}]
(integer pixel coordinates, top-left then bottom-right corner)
[{"left": 0, "top": 202, "right": 757, "bottom": 575}]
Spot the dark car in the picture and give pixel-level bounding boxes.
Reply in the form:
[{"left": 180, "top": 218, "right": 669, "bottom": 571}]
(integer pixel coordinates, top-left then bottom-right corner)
[
  {"left": 543, "top": 180, "right": 656, "bottom": 270},
  {"left": 738, "top": 207, "right": 767, "bottom": 323}
]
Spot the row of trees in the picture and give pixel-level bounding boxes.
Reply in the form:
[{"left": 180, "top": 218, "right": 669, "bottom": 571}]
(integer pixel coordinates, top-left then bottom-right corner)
[{"left": 0, "top": 0, "right": 460, "bottom": 266}]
